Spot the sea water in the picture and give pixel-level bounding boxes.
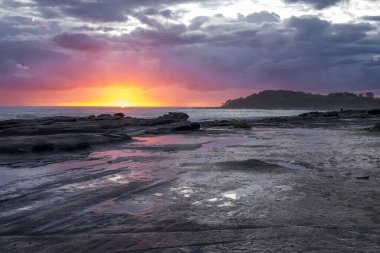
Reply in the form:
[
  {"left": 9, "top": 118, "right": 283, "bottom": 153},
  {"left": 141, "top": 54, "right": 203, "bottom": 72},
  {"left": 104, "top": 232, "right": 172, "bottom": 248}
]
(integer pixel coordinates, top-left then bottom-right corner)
[{"left": 0, "top": 107, "right": 308, "bottom": 121}]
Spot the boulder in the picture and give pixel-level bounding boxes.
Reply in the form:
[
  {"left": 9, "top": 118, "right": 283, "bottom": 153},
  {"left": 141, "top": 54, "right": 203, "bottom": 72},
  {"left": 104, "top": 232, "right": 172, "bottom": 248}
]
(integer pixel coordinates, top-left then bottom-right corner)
[
  {"left": 113, "top": 113, "right": 125, "bottom": 118},
  {"left": 160, "top": 112, "right": 189, "bottom": 122}
]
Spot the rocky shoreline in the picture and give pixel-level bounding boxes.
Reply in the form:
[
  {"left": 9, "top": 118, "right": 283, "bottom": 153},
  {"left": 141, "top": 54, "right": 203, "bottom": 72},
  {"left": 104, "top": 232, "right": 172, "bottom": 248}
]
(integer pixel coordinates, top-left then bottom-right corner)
[
  {"left": 202, "top": 109, "right": 380, "bottom": 129},
  {"left": 0, "top": 109, "right": 379, "bottom": 252},
  {"left": 0, "top": 109, "right": 379, "bottom": 156},
  {"left": 0, "top": 112, "right": 200, "bottom": 155}
]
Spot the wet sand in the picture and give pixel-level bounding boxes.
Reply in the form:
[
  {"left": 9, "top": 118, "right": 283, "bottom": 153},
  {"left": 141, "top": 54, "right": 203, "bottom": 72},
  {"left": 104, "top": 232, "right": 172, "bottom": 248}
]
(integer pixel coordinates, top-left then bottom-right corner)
[{"left": 0, "top": 120, "right": 380, "bottom": 252}]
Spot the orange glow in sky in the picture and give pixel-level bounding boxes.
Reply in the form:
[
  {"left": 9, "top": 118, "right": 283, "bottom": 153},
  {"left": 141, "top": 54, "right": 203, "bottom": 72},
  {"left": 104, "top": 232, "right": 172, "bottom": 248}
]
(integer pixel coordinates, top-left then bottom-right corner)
[
  {"left": 0, "top": 84, "right": 250, "bottom": 107},
  {"left": 58, "top": 86, "right": 166, "bottom": 107}
]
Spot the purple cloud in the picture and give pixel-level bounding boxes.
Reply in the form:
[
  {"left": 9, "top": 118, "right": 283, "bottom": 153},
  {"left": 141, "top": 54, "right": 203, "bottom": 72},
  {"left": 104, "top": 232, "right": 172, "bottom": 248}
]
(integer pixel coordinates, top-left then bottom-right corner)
[
  {"left": 53, "top": 33, "right": 108, "bottom": 52},
  {"left": 0, "top": 1, "right": 379, "bottom": 96}
]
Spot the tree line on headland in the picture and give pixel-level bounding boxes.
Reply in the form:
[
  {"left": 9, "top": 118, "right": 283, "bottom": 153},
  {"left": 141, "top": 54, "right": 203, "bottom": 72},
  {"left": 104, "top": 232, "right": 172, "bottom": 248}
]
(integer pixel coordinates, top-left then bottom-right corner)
[{"left": 221, "top": 90, "right": 380, "bottom": 110}]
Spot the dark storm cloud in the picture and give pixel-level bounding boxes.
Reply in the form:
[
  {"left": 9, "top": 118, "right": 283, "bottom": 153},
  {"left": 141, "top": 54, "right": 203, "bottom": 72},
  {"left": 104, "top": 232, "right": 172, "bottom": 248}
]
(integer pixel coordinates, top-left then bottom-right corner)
[
  {"left": 132, "top": 8, "right": 187, "bottom": 29},
  {"left": 33, "top": 0, "right": 130, "bottom": 22},
  {"left": 284, "top": 0, "right": 346, "bottom": 9},
  {"left": 128, "top": 14, "right": 380, "bottom": 91},
  {"left": 0, "top": 40, "right": 69, "bottom": 65},
  {"left": 362, "top": 16, "right": 380, "bottom": 22},
  {"left": 127, "top": 24, "right": 206, "bottom": 48},
  {"left": 30, "top": 0, "right": 226, "bottom": 22},
  {"left": 0, "top": 16, "right": 45, "bottom": 37},
  {"left": 1, "top": 0, "right": 380, "bottom": 94},
  {"left": 53, "top": 33, "right": 108, "bottom": 51},
  {"left": 140, "top": 8, "right": 179, "bottom": 19},
  {"left": 72, "top": 25, "right": 118, "bottom": 33}
]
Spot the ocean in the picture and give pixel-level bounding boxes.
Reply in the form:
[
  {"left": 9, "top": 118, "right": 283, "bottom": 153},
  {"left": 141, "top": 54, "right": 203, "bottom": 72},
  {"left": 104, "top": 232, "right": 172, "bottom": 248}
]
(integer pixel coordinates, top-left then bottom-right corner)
[{"left": 0, "top": 107, "right": 308, "bottom": 121}]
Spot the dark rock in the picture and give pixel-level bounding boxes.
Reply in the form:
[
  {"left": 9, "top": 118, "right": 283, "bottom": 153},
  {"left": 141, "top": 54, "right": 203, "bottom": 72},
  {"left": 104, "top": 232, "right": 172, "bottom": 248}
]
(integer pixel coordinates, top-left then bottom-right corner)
[
  {"left": 297, "top": 110, "right": 373, "bottom": 120},
  {"left": 368, "top": 109, "right": 380, "bottom": 115},
  {"left": 233, "top": 122, "right": 252, "bottom": 129},
  {"left": 141, "top": 112, "right": 191, "bottom": 126},
  {"left": 113, "top": 113, "right": 125, "bottom": 118},
  {"left": 95, "top": 114, "right": 114, "bottom": 120},
  {"left": 32, "top": 143, "right": 55, "bottom": 153},
  {"left": 0, "top": 147, "right": 27, "bottom": 154},
  {"left": 367, "top": 122, "right": 380, "bottom": 132},
  {"left": 160, "top": 112, "right": 189, "bottom": 122},
  {"left": 58, "top": 142, "right": 91, "bottom": 152},
  {"left": 0, "top": 112, "right": 199, "bottom": 155},
  {"left": 323, "top": 112, "right": 339, "bottom": 118},
  {"left": 299, "top": 111, "right": 320, "bottom": 117},
  {"left": 0, "top": 133, "right": 133, "bottom": 155},
  {"left": 172, "top": 122, "right": 200, "bottom": 132}
]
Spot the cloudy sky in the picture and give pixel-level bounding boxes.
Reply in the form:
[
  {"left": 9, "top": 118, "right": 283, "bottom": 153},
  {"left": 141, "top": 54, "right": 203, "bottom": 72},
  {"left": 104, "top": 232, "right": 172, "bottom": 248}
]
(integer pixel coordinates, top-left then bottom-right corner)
[{"left": 1, "top": 0, "right": 380, "bottom": 106}]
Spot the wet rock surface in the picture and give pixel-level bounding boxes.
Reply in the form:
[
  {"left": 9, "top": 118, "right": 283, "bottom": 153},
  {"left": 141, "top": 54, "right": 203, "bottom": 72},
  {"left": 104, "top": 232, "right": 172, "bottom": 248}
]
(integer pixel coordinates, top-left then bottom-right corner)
[
  {"left": 0, "top": 112, "right": 197, "bottom": 155},
  {"left": 368, "top": 122, "right": 380, "bottom": 132},
  {"left": 0, "top": 113, "right": 379, "bottom": 252},
  {"left": 201, "top": 109, "right": 380, "bottom": 129}
]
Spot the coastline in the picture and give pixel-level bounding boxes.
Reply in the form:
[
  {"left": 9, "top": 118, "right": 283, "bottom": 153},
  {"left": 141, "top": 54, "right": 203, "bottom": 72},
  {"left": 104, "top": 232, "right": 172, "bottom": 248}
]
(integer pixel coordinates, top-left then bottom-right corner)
[
  {"left": 0, "top": 109, "right": 379, "bottom": 159},
  {"left": 0, "top": 109, "right": 379, "bottom": 252}
]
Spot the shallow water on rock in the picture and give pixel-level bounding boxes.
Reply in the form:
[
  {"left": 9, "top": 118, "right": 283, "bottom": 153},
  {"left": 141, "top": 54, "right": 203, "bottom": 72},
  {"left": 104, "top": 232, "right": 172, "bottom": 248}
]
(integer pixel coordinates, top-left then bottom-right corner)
[
  {"left": 101, "top": 196, "right": 156, "bottom": 215},
  {"left": 0, "top": 127, "right": 379, "bottom": 252}
]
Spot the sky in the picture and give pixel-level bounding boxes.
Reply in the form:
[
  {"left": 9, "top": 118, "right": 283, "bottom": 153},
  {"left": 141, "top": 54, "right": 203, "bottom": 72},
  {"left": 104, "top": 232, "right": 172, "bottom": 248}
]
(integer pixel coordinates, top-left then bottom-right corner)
[{"left": 0, "top": 0, "right": 380, "bottom": 106}]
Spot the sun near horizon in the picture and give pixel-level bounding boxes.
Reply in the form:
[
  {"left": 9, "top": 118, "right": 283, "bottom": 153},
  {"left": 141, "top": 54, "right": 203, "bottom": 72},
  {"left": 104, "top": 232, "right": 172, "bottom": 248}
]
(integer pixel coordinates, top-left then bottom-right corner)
[{"left": 0, "top": 83, "right": 251, "bottom": 107}]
